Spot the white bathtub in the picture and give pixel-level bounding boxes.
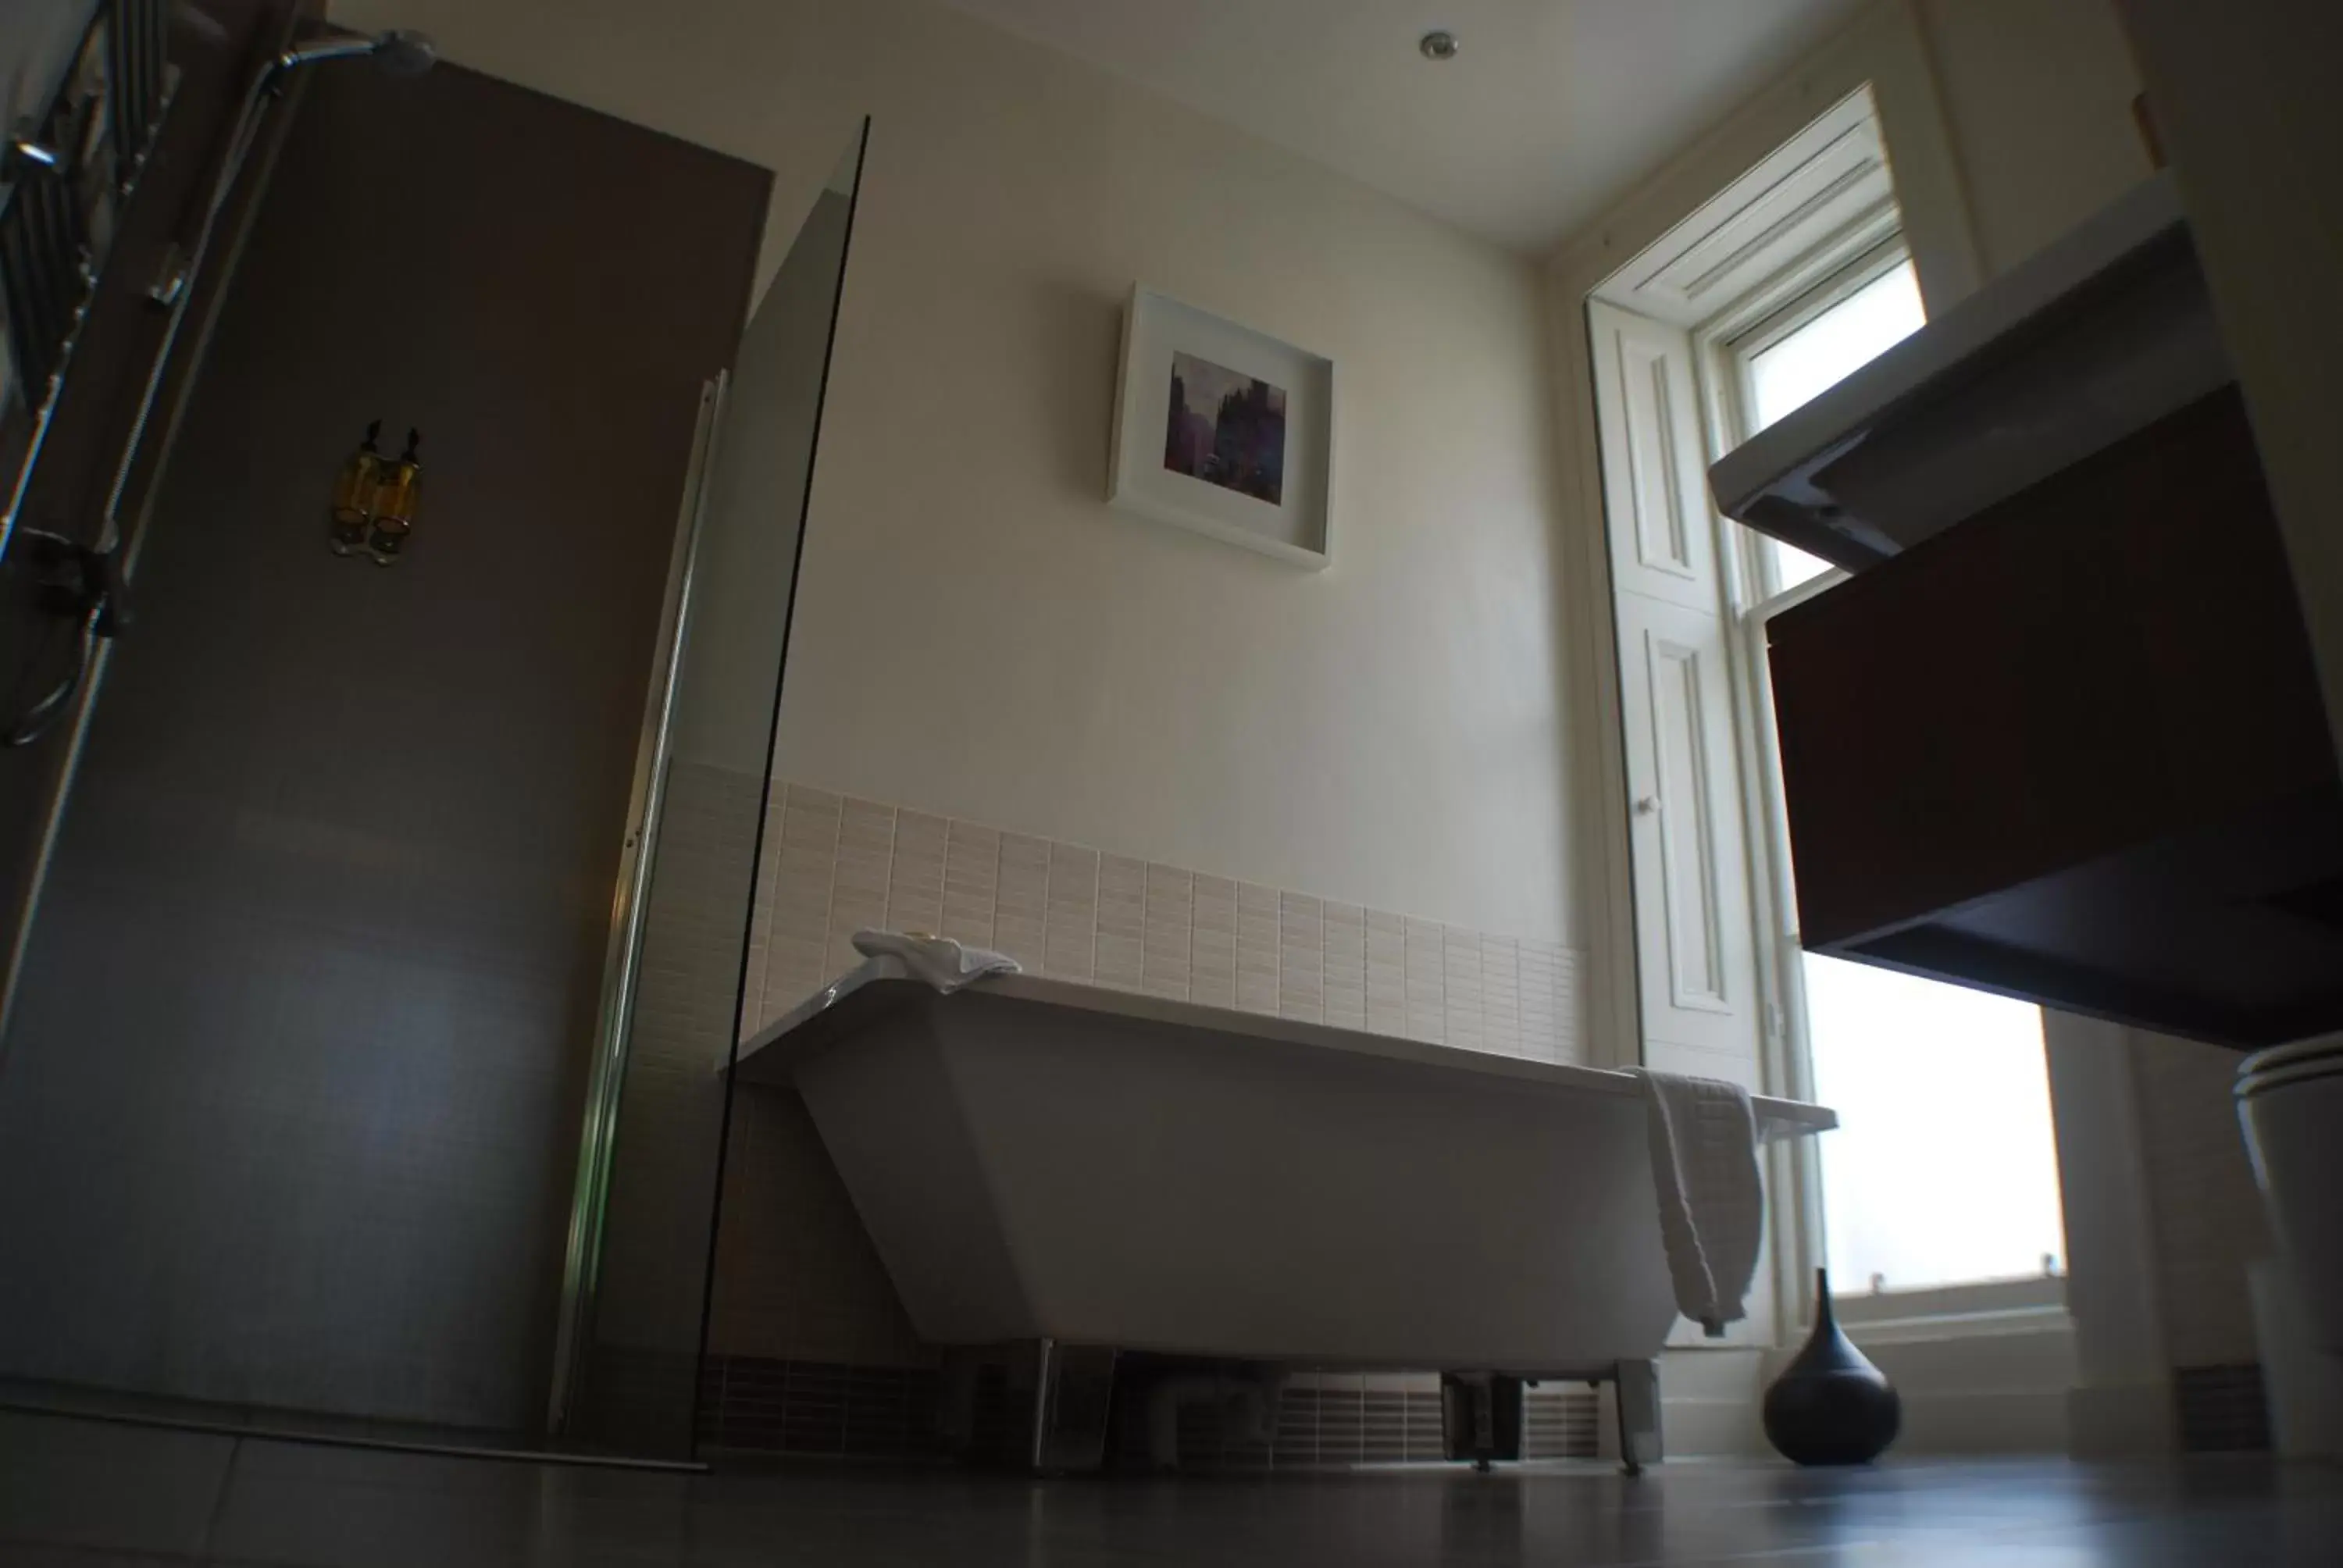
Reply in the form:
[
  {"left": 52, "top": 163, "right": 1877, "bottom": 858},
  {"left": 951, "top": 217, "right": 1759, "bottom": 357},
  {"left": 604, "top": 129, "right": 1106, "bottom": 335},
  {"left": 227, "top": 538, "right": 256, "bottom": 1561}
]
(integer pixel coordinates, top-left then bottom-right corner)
[{"left": 732, "top": 962, "right": 1834, "bottom": 1468}]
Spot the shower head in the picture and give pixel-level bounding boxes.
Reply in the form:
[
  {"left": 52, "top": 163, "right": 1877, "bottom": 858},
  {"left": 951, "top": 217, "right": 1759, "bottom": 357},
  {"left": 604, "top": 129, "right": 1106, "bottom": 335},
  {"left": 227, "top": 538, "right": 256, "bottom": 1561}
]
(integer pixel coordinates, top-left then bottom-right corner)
[{"left": 273, "top": 29, "right": 437, "bottom": 80}]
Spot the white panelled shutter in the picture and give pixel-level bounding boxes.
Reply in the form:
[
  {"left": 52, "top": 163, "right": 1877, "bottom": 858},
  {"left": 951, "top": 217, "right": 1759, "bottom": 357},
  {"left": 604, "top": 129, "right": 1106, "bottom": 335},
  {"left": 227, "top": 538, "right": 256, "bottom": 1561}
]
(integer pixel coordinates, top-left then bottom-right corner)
[{"left": 1589, "top": 299, "right": 1760, "bottom": 1079}]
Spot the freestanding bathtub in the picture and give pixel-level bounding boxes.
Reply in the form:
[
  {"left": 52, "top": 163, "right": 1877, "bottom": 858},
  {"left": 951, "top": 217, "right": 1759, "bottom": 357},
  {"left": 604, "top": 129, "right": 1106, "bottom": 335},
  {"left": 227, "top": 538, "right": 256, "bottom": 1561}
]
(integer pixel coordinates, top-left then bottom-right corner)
[{"left": 731, "top": 960, "right": 1835, "bottom": 1471}]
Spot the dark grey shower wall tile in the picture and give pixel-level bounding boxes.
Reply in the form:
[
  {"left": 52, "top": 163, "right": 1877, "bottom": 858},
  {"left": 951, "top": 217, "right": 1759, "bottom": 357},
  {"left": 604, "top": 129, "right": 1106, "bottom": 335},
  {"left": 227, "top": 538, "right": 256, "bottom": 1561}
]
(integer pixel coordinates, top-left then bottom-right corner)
[{"left": 18, "top": 1552, "right": 201, "bottom": 1566}]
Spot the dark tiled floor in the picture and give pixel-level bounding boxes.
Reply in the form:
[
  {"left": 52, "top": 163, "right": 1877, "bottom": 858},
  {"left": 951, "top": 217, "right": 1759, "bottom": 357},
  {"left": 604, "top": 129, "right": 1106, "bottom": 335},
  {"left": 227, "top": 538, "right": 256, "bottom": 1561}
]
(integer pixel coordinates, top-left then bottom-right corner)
[{"left": 2, "top": 1408, "right": 2338, "bottom": 1566}]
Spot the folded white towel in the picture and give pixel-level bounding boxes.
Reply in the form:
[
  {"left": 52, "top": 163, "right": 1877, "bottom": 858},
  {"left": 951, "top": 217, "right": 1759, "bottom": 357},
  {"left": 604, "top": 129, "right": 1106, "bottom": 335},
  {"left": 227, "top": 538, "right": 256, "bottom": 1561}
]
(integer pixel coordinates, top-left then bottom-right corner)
[
  {"left": 851, "top": 930, "right": 1022, "bottom": 992},
  {"left": 1629, "top": 1067, "right": 1763, "bottom": 1338}
]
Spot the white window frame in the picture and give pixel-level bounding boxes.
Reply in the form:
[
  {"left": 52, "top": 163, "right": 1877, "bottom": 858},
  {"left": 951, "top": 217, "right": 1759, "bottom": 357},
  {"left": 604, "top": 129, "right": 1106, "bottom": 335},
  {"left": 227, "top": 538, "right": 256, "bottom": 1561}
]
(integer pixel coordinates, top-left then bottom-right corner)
[
  {"left": 1544, "top": 9, "right": 2081, "bottom": 1442},
  {"left": 1697, "top": 236, "right": 1906, "bottom": 614},
  {"left": 1580, "top": 84, "right": 1926, "bottom": 1338},
  {"left": 1688, "top": 242, "right": 1904, "bottom": 1107},
  {"left": 1692, "top": 238, "right": 2067, "bottom": 1320},
  {"left": 1580, "top": 69, "right": 2067, "bottom": 1336}
]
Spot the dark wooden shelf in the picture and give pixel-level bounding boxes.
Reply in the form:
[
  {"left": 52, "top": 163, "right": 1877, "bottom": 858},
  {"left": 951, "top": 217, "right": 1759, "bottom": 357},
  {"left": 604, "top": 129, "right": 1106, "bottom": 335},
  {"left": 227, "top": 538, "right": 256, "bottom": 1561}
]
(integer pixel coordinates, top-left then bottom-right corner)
[{"left": 1766, "top": 386, "right": 2343, "bottom": 1048}]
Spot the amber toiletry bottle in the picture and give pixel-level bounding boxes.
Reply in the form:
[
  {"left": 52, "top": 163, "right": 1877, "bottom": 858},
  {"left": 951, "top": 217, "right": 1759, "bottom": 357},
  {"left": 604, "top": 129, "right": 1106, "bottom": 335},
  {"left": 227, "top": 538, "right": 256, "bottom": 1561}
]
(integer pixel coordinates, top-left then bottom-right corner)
[
  {"left": 368, "top": 428, "right": 421, "bottom": 566},
  {"left": 329, "top": 420, "right": 383, "bottom": 555}
]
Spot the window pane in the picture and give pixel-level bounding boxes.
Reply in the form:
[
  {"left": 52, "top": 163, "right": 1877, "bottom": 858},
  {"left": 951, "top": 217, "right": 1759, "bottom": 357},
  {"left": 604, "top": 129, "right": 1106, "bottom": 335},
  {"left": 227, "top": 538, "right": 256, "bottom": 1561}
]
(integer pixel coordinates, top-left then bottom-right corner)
[
  {"left": 1803, "top": 951, "right": 2067, "bottom": 1292},
  {"left": 1748, "top": 261, "right": 1925, "bottom": 433},
  {"left": 1745, "top": 262, "right": 1923, "bottom": 598},
  {"left": 1767, "top": 538, "right": 1834, "bottom": 593},
  {"left": 1741, "top": 254, "right": 2067, "bottom": 1295}
]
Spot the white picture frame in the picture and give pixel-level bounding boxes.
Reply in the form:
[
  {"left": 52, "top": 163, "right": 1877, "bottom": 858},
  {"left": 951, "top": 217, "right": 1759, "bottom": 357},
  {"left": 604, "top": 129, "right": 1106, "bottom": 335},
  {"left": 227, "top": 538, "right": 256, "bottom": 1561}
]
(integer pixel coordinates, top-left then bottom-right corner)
[{"left": 1107, "top": 285, "right": 1333, "bottom": 568}]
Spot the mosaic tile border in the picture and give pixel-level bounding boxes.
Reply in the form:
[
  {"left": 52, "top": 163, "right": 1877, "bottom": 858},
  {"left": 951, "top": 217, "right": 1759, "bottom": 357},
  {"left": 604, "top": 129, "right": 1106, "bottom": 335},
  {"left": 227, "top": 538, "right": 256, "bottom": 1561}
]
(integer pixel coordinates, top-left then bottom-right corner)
[{"left": 742, "top": 782, "right": 1585, "bottom": 1064}]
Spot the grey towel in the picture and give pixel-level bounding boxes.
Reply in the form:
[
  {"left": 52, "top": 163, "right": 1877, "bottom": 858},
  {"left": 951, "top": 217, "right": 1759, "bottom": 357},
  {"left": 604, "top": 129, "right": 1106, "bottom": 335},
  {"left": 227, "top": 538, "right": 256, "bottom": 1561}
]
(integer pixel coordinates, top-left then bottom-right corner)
[{"left": 1630, "top": 1068, "right": 1764, "bottom": 1338}]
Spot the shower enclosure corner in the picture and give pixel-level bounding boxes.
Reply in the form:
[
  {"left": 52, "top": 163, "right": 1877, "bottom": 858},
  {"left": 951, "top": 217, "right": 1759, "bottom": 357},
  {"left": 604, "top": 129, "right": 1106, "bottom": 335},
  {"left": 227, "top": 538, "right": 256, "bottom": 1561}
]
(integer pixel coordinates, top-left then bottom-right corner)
[{"left": 0, "top": 2, "right": 869, "bottom": 1465}]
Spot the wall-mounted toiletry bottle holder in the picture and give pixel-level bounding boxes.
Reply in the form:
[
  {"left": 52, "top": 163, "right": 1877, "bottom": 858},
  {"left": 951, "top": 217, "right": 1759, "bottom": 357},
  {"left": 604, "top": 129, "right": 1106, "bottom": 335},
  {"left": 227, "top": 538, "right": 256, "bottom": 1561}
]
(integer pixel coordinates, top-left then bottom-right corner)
[{"left": 326, "top": 422, "right": 421, "bottom": 565}]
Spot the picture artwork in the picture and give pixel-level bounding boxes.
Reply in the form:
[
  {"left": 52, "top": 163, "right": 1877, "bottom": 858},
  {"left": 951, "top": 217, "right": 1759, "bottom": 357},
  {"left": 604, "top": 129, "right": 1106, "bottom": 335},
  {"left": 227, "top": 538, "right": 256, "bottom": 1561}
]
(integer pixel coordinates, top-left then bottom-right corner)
[{"left": 1163, "top": 351, "right": 1287, "bottom": 505}]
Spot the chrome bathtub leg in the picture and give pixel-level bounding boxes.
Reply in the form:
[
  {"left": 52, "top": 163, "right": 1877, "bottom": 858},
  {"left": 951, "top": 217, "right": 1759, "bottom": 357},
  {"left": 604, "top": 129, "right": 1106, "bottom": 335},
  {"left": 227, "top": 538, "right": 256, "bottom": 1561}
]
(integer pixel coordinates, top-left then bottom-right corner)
[
  {"left": 934, "top": 1340, "right": 1117, "bottom": 1471},
  {"left": 1028, "top": 1338, "right": 1055, "bottom": 1472},
  {"left": 1029, "top": 1338, "right": 1118, "bottom": 1474},
  {"left": 1614, "top": 1358, "right": 1661, "bottom": 1476},
  {"left": 1439, "top": 1373, "right": 1525, "bottom": 1469}
]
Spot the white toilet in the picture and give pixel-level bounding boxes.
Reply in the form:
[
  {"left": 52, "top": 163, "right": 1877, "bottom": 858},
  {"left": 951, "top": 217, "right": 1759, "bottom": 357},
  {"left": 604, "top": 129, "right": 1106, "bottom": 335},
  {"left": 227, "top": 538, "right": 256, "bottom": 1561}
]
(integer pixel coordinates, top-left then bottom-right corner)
[{"left": 2236, "top": 1032, "right": 2343, "bottom": 1358}]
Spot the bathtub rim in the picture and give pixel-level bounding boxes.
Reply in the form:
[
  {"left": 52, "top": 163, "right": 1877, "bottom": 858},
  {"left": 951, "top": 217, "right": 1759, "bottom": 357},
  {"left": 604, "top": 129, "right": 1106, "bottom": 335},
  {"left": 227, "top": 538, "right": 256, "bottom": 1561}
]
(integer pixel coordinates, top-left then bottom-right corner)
[{"left": 731, "top": 960, "right": 1837, "bottom": 1135}]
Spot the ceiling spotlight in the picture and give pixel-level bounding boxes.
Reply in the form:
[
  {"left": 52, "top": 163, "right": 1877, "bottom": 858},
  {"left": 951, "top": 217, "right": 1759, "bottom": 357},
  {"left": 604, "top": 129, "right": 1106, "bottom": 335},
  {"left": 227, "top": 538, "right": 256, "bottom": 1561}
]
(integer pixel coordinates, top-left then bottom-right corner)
[{"left": 1419, "top": 30, "right": 1460, "bottom": 62}]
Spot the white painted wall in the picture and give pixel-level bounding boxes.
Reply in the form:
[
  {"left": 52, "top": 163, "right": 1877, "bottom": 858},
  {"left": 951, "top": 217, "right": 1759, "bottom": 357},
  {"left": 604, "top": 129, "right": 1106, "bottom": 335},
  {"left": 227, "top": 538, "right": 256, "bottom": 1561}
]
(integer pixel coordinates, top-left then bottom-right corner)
[
  {"left": 2114, "top": 0, "right": 2343, "bottom": 848},
  {"left": 2132, "top": 1032, "right": 2273, "bottom": 1370},
  {"left": 2109, "top": 0, "right": 2343, "bottom": 1437},
  {"left": 670, "top": 187, "right": 855, "bottom": 777},
  {"left": 1918, "top": 0, "right": 2289, "bottom": 1445},
  {"left": 1913, "top": 0, "right": 2151, "bottom": 276},
  {"left": 329, "top": 0, "right": 1577, "bottom": 950},
  {"left": 2043, "top": 1014, "right": 2180, "bottom": 1455}
]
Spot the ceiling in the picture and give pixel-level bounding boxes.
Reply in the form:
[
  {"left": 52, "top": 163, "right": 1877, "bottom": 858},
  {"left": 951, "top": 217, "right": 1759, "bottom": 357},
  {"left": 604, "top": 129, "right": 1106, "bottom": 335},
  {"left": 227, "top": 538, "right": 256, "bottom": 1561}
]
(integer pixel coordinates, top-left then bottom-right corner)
[{"left": 940, "top": 0, "right": 1871, "bottom": 254}]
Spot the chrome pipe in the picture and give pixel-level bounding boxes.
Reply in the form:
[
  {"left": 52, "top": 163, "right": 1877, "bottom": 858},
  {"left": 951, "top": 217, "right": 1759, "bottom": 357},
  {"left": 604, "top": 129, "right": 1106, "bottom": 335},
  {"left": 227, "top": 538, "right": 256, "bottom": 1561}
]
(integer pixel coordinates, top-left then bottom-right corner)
[
  {"left": 271, "top": 37, "right": 383, "bottom": 72},
  {"left": 274, "top": 30, "right": 437, "bottom": 80},
  {"left": 0, "top": 22, "right": 438, "bottom": 1028},
  {"left": 97, "top": 28, "right": 437, "bottom": 544}
]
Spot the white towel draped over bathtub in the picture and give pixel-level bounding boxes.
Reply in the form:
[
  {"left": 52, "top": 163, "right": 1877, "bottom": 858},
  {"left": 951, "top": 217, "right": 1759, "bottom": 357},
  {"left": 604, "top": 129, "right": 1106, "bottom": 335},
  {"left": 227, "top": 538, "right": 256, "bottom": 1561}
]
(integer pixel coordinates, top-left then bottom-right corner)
[
  {"left": 851, "top": 930, "right": 1022, "bottom": 992},
  {"left": 1628, "top": 1068, "right": 1763, "bottom": 1338}
]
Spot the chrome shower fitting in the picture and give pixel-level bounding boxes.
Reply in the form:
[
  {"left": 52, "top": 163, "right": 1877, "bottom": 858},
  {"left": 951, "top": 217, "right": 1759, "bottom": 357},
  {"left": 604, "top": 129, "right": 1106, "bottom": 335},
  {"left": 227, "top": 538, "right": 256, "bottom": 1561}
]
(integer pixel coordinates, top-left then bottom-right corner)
[{"left": 1, "top": 23, "right": 437, "bottom": 750}]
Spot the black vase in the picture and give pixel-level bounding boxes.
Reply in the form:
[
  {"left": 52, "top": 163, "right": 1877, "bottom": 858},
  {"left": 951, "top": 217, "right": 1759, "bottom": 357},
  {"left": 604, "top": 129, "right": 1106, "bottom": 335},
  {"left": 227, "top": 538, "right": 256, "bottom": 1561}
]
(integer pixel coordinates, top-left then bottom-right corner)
[{"left": 1762, "top": 1268, "right": 1900, "bottom": 1465}]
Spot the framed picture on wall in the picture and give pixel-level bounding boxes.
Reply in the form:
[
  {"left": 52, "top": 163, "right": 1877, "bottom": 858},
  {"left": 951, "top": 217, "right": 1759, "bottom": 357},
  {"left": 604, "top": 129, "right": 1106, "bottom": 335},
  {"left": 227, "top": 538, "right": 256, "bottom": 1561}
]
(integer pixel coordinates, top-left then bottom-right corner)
[{"left": 1107, "top": 286, "right": 1333, "bottom": 568}]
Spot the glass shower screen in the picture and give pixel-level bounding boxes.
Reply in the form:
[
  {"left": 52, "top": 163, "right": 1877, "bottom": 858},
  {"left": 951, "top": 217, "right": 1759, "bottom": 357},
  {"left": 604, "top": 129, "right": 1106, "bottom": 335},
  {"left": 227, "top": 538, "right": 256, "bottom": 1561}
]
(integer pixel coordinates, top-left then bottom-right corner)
[{"left": 555, "top": 122, "right": 869, "bottom": 1459}]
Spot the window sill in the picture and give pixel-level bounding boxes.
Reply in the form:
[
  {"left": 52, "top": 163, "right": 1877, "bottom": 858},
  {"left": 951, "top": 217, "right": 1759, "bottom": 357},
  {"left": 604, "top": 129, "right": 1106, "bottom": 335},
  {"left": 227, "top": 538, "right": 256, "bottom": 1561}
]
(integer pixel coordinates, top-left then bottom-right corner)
[
  {"left": 1828, "top": 1276, "right": 2070, "bottom": 1347},
  {"left": 1841, "top": 1302, "right": 2072, "bottom": 1347}
]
